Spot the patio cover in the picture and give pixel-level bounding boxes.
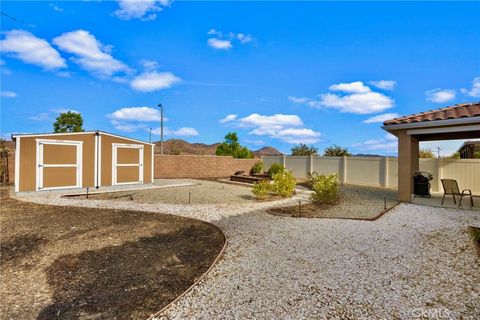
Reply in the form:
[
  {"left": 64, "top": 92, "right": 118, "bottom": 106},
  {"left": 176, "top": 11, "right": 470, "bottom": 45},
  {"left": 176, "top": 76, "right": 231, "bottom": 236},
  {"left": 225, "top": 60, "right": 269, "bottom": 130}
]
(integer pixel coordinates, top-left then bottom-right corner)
[{"left": 382, "top": 102, "right": 480, "bottom": 201}]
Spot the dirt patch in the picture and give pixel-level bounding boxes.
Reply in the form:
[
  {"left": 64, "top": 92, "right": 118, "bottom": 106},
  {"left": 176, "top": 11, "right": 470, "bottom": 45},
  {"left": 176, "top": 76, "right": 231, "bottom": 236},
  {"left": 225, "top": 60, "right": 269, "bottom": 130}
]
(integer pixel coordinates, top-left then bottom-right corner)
[
  {"left": 268, "top": 185, "right": 398, "bottom": 220},
  {"left": 0, "top": 234, "right": 48, "bottom": 266},
  {"left": 0, "top": 188, "right": 225, "bottom": 319}
]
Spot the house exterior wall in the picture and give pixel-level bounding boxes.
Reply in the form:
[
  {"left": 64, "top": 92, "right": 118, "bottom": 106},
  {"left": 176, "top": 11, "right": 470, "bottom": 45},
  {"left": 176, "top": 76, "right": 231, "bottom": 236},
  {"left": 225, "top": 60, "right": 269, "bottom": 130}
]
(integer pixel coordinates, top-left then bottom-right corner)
[{"left": 17, "top": 133, "right": 96, "bottom": 192}]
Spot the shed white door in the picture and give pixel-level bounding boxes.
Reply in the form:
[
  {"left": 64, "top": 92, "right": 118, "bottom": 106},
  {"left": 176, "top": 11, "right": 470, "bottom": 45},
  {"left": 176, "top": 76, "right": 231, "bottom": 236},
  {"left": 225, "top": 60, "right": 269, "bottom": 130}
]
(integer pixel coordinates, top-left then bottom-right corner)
[
  {"left": 112, "top": 144, "right": 144, "bottom": 185},
  {"left": 36, "top": 140, "right": 83, "bottom": 191}
]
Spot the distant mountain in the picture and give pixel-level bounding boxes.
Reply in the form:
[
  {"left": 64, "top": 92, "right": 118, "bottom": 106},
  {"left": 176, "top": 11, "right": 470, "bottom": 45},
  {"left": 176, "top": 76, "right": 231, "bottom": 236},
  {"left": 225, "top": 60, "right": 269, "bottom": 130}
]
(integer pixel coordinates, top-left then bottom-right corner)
[
  {"left": 154, "top": 139, "right": 220, "bottom": 155},
  {"left": 351, "top": 153, "right": 384, "bottom": 158},
  {"left": 253, "top": 146, "right": 283, "bottom": 157},
  {"left": 154, "top": 139, "right": 282, "bottom": 157}
]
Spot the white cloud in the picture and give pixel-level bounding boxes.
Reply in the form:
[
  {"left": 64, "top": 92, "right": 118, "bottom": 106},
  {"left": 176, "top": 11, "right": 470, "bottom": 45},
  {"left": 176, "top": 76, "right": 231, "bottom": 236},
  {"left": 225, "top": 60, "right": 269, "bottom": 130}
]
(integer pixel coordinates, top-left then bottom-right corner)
[
  {"left": 130, "top": 71, "right": 181, "bottom": 92},
  {"left": 207, "top": 29, "right": 223, "bottom": 37},
  {"left": 163, "top": 127, "right": 199, "bottom": 137},
  {"left": 29, "top": 113, "right": 51, "bottom": 121},
  {"left": 288, "top": 96, "right": 310, "bottom": 104},
  {"left": 223, "top": 113, "right": 320, "bottom": 144},
  {"left": 369, "top": 80, "right": 397, "bottom": 90},
  {"left": 275, "top": 128, "right": 321, "bottom": 144},
  {"left": 319, "top": 91, "right": 394, "bottom": 114},
  {"left": 238, "top": 113, "right": 303, "bottom": 130},
  {"left": 351, "top": 134, "right": 398, "bottom": 154},
  {"left": 290, "top": 81, "right": 394, "bottom": 114},
  {"left": 329, "top": 81, "right": 371, "bottom": 93},
  {"left": 219, "top": 114, "right": 237, "bottom": 123},
  {"left": 53, "top": 30, "right": 130, "bottom": 77},
  {"left": 111, "top": 120, "right": 148, "bottom": 133},
  {"left": 363, "top": 113, "right": 400, "bottom": 124},
  {"left": 207, "top": 38, "right": 232, "bottom": 50},
  {"left": 49, "top": 3, "right": 64, "bottom": 12},
  {"left": 1, "top": 91, "right": 18, "bottom": 98},
  {"left": 109, "top": 107, "right": 163, "bottom": 122},
  {"left": 425, "top": 88, "right": 456, "bottom": 103},
  {"left": 460, "top": 77, "right": 480, "bottom": 98},
  {"left": 151, "top": 126, "right": 199, "bottom": 136},
  {"left": 114, "top": 0, "right": 171, "bottom": 21},
  {"left": 207, "top": 29, "right": 255, "bottom": 50},
  {"left": 236, "top": 33, "right": 254, "bottom": 44},
  {"left": 140, "top": 59, "right": 159, "bottom": 70},
  {"left": 108, "top": 106, "right": 179, "bottom": 134},
  {"left": 0, "top": 30, "right": 66, "bottom": 70}
]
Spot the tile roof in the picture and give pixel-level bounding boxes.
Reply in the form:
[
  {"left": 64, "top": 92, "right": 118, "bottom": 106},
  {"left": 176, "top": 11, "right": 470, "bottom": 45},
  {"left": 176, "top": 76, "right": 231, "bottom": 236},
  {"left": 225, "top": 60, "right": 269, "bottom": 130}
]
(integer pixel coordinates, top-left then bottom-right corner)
[{"left": 383, "top": 102, "right": 480, "bottom": 125}]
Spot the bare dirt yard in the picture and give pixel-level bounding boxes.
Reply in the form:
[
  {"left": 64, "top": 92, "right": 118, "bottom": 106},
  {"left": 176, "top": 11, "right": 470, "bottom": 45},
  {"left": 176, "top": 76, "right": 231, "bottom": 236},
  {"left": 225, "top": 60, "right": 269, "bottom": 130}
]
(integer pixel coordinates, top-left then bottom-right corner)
[
  {"left": 73, "top": 180, "right": 260, "bottom": 205},
  {"left": 268, "top": 185, "right": 398, "bottom": 219},
  {"left": 0, "top": 188, "right": 225, "bottom": 320}
]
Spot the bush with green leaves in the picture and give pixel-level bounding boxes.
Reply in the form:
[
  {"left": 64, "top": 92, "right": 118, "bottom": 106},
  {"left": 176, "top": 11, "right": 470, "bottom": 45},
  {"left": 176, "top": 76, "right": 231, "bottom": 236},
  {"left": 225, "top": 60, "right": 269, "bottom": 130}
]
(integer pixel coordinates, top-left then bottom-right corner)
[
  {"left": 267, "top": 163, "right": 285, "bottom": 178},
  {"left": 272, "top": 170, "right": 296, "bottom": 198},
  {"left": 250, "top": 161, "right": 264, "bottom": 175},
  {"left": 311, "top": 173, "right": 340, "bottom": 204},
  {"left": 252, "top": 180, "right": 271, "bottom": 200}
]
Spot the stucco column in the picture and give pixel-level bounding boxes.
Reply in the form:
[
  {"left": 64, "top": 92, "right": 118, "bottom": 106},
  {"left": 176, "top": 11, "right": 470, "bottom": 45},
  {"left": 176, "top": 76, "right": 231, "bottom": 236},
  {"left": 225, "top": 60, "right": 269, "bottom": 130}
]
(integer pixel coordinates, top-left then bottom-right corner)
[{"left": 397, "top": 130, "right": 419, "bottom": 201}]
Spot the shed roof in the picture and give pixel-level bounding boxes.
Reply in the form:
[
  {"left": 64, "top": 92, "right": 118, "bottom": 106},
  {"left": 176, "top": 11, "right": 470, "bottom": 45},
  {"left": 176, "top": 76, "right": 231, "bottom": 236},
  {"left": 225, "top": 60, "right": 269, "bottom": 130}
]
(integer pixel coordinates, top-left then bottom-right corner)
[
  {"left": 10, "top": 130, "right": 154, "bottom": 146},
  {"left": 383, "top": 102, "right": 480, "bottom": 126}
]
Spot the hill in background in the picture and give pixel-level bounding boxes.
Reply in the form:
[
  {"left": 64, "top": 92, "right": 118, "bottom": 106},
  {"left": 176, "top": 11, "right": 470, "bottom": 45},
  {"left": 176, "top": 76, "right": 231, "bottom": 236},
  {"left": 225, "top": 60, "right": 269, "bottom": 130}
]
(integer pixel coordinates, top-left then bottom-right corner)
[{"left": 154, "top": 139, "right": 283, "bottom": 157}]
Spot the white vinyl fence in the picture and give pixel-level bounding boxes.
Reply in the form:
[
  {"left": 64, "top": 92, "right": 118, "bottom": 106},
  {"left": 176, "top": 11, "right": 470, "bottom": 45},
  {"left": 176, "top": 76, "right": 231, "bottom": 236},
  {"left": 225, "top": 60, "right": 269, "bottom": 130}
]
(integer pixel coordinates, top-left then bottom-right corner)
[{"left": 262, "top": 155, "right": 480, "bottom": 194}]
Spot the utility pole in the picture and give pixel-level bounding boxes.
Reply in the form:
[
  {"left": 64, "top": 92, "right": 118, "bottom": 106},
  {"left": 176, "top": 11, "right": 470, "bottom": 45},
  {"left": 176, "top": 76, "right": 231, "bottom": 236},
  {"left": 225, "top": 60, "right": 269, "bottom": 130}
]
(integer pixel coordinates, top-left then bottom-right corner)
[
  {"left": 149, "top": 128, "right": 152, "bottom": 143},
  {"left": 158, "top": 104, "right": 164, "bottom": 155},
  {"left": 436, "top": 146, "right": 441, "bottom": 159}
]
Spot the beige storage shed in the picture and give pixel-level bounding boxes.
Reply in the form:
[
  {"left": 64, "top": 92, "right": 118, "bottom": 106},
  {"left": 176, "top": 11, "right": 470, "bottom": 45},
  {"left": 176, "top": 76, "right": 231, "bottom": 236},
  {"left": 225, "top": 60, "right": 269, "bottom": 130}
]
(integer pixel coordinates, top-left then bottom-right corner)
[{"left": 12, "top": 131, "right": 154, "bottom": 192}]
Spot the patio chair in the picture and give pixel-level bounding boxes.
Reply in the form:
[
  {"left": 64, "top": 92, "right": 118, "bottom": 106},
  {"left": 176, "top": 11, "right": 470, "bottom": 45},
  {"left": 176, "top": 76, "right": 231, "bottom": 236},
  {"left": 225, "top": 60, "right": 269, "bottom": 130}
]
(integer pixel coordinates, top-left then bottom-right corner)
[{"left": 440, "top": 179, "right": 474, "bottom": 209}]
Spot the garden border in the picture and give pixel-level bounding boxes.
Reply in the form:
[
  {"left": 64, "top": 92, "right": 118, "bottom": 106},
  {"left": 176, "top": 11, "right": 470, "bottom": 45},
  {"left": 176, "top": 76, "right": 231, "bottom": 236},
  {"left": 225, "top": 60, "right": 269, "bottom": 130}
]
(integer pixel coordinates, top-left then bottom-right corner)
[
  {"left": 147, "top": 226, "right": 228, "bottom": 320},
  {"left": 266, "top": 201, "right": 401, "bottom": 221}
]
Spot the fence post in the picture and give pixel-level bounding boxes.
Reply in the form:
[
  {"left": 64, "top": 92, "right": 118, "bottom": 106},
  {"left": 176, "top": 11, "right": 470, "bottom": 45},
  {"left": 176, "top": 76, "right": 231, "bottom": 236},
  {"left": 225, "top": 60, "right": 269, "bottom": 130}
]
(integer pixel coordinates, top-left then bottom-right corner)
[
  {"left": 282, "top": 155, "right": 286, "bottom": 167},
  {"left": 342, "top": 156, "right": 347, "bottom": 184},
  {"left": 383, "top": 156, "right": 389, "bottom": 187},
  {"left": 309, "top": 154, "right": 314, "bottom": 176},
  {"left": 436, "top": 157, "right": 442, "bottom": 192}
]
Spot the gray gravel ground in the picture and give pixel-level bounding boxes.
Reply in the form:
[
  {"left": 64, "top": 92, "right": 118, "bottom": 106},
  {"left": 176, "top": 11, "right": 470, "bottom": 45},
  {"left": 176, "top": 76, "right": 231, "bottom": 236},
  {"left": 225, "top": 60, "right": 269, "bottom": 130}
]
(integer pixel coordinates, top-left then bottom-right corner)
[
  {"left": 80, "top": 180, "right": 261, "bottom": 204},
  {"left": 15, "top": 181, "right": 480, "bottom": 319}
]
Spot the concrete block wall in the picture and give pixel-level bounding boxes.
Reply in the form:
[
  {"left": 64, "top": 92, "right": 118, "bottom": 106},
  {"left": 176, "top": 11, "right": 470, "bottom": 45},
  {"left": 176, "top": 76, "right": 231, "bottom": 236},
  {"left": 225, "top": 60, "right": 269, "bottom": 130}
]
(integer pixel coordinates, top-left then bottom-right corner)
[{"left": 154, "top": 155, "right": 259, "bottom": 179}]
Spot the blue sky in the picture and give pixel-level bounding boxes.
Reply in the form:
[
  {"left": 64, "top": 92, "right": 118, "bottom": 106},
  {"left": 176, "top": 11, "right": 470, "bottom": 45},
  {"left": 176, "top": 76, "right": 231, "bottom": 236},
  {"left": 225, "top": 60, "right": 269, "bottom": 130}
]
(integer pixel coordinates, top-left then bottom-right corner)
[{"left": 1, "top": 1, "right": 479, "bottom": 155}]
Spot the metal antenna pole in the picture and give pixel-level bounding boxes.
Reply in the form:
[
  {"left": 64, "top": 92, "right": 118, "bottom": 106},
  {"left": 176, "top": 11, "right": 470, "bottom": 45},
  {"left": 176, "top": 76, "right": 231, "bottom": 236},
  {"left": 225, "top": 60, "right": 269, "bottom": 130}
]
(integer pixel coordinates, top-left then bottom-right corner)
[
  {"left": 149, "top": 128, "right": 152, "bottom": 143},
  {"left": 158, "top": 104, "right": 164, "bottom": 155}
]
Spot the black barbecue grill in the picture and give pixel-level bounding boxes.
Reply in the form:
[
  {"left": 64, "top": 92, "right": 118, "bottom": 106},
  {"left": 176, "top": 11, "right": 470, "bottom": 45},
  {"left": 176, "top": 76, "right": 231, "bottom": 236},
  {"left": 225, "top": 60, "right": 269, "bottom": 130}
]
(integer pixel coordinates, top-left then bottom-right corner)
[{"left": 413, "top": 171, "right": 433, "bottom": 198}]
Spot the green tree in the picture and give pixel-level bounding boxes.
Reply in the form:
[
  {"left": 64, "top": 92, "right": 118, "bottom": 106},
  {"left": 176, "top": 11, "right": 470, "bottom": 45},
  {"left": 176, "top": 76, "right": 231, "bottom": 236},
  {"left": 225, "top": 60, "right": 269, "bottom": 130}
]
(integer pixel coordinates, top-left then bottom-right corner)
[
  {"left": 449, "top": 152, "right": 460, "bottom": 159},
  {"left": 474, "top": 151, "right": 480, "bottom": 159},
  {"left": 323, "top": 144, "right": 351, "bottom": 157},
  {"left": 291, "top": 143, "right": 319, "bottom": 156},
  {"left": 419, "top": 148, "right": 434, "bottom": 158},
  {"left": 53, "top": 111, "right": 84, "bottom": 133},
  {"left": 215, "top": 132, "right": 253, "bottom": 158}
]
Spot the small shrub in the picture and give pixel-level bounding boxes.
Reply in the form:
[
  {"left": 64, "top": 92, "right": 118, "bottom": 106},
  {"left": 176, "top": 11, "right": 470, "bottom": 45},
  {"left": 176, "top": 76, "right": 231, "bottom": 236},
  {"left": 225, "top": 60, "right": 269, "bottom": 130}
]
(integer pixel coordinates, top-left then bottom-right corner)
[
  {"left": 267, "top": 163, "right": 284, "bottom": 178},
  {"left": 311, "top": 173, "right": 340, "bottom": 204},
  {"left": 272, "top": 170, "right": 296, "bottom": 198},
  {"left": 250, "top": 161, "right": 264, "bottom": 175},
  {"left": 252, "top": 180, "right": 271, "bottom": 200}
]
